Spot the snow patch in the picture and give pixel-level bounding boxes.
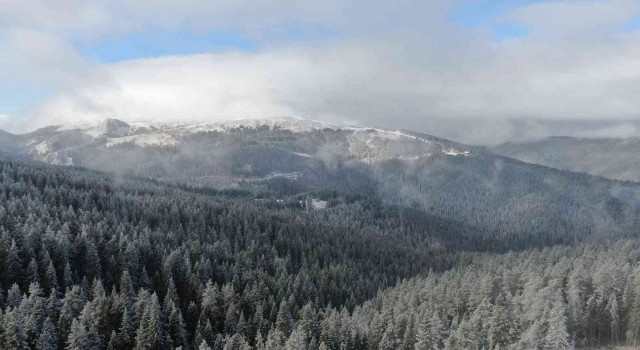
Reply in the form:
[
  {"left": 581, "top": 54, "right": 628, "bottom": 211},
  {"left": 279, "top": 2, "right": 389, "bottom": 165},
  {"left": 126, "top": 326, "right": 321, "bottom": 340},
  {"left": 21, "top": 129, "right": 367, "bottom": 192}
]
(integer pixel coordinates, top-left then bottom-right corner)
[
  {"left": 442, "top": 149, "right": 470, "bottom": 156},
  {"left": 33, "top": 141, "right": 51, "bottom": 155},
  {"left": 290, "top": 152, "right": 312, "bottom": 158},
  {"left": 106, "top": 133, "right": 179, "bottom": 147},
  {"left": 311, "top": 198, "right": 328, "bottom": 210},
  {"left": 43, "top": 152, "right": 73, "bottom": 166}
]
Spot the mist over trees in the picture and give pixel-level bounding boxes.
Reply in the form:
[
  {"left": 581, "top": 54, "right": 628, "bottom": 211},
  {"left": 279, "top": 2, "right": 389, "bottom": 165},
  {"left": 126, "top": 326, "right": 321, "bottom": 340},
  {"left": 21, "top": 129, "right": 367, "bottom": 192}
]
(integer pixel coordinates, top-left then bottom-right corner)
[
  {"left": 0, "top": 159, "right": 453, "bottom": 349},
  {"left": 14, "top": 124, "right": 640, "bottom": 249},
  {"left": 2, "top": 123, "right": 640, "bottom": 349}
]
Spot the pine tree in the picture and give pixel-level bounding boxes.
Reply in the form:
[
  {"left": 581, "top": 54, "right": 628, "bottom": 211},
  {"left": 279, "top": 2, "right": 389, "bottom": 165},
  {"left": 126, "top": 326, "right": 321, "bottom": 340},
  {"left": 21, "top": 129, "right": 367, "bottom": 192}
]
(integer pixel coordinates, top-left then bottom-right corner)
[
  {"left": 276, "top": 301, "right": 292, "bottom": 336},
  {"left": 199, "top": 340, "right": 213, "bottom": 350},
  {"left": 402, "top": 315, "right": 416, "bottom": 350},
  {"left": 120, "top": 270, "right": 137, "bottom": 310},
  {"left": 4, "top": 240, "right": 22, "bottom": 286},
  {"left": 379, "top": 323, "right": 397, "bottom": 350},
  {"left": 236, "top": 312, "right": 248, "bottom": 338},
  {"left": 265, "top": 328, "right": 286, "bottom": 350},
  {"left": 25, "top": 281, "right": 48, "bottom": 348},
  {"left": 285, "top": 325, "right": 308, "bottom": 350},
  {"left": 195, "top": 317, "right": 215, "bottom": 348},
  {"left": 45, "top": 261, "right": 59, "bottom": 295},
  {"left": 514, "top": 319, "right": 544, "bottom": 350},
  {"left": 201, "top": 280, "right": 223, "bottom": 332},
  {"left": 414, "top": 317, "right": 429, "bottom": 350},
  {"left": 225, "top": 302, "right": 239, "bottom": 334},
  {"left": 66, "top": 318, "right": 91, "bottom": 350},
  {"left": 36, "top": 317, "right": 58, "bottom": 350},
  {"left": 3, "top": 307, "right": 28, "bottom": 350},
  {"left": 223, "top": 334, "right": 251, "bottom": 350},
  {"left": 428, "top": 310, "right": 446, "bottom": 350},
  {"left": 164, "top": 277, "right": 179, "bottom": 309},
  {"left": 544, "top": 295, "right": 571, "bottom": 350},
  {"left": 139, "top": 267, "right": 152, "bottom": 291},
  {"left": 627, "top": 266, "right": 640, "bottom": 346},
  {"left": 609, "top": 293, "right": 621, "bottom": 345},
  {"left": 6, "top": 283, "right": 22, "bottom": 309},
  {"left": 134, "top": 293, "right": 166, "bottom": 350},
  {"left": 117, "top": 306, "right": 136, "bottom": 348},
  {"left": 107, "top": 331, "right": 117, "bottom": 350},
  {"left": 166, "top": 300, "right": 188, "bottom": 349},
  {"left": 63, "top": 263, "right": 74, "bottom": 294},
  {"left": 489, "top": 295, "right": 513, "bottom": 349},
  {"left": 27, "top": 258, "right": 39, "bottom": 283}
]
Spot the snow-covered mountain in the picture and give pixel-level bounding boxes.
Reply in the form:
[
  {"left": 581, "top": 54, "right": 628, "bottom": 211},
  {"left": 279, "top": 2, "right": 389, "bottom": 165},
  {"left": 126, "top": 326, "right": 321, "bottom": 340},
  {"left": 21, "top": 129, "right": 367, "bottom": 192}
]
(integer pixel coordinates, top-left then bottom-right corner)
[
  {"left": 16, "top": 116, "right": 472, "bottom": 168},
  {"left": 4, "top": 117, "right": 638, "bottom": 242}
]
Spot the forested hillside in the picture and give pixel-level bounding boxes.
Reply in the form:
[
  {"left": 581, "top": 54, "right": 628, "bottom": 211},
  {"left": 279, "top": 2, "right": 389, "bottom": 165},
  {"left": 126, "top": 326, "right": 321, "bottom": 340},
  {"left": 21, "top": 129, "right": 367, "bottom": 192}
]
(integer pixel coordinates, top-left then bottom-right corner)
[
  {"left": 0, "top": 158, "right": 466, "bottom": 349},
  {"left": 494, "top": 136, "right": 640, "bottom": 182},
  {"left": 8, "top": 119, "right": 640, "bottom": 251},
  {"left": 304, "top": 239, "right": 640, "bottom": 350},
  {"left": 373, "top": 152, "right": 640, "bottom": 249},
  {"left": 2, "top": 135, "right": 640, "bottom": 349}
]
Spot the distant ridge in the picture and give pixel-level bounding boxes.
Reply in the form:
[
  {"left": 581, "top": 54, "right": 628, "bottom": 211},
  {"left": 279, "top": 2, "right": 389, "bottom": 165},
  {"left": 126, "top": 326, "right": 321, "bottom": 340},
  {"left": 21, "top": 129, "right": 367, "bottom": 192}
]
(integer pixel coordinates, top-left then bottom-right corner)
[{"left": 494, "top": 136, "right": 640, "bottom": 182}]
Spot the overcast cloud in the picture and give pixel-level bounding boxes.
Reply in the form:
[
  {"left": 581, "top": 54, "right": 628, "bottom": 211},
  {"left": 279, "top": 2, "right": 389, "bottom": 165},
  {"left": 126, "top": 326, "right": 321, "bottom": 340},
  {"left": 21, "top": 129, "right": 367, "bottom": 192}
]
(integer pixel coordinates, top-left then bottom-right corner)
[{"left": 1, "top": 0, "right": 640, "bottom": 144}]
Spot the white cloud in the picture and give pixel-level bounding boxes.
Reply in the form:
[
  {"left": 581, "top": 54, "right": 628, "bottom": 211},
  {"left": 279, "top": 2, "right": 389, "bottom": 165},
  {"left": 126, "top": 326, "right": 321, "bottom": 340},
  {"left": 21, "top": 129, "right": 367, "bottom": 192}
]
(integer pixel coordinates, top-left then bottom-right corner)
[
  {"left": 0, "top": 29, "right": 98, "bottom": 88},
  {"left": 19, "top": 30, "right": 640, "bottom": 140},
  {"left": 4, "top": 0, "right": 640, "bottom": 144}
]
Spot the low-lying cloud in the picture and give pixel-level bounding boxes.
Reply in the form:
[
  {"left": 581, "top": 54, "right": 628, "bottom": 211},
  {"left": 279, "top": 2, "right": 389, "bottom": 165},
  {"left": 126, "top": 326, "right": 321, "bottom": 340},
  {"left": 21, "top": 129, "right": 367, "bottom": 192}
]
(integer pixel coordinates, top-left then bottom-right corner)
[{"left": 3, "top": 0, "right": 640, "bottom": 144}]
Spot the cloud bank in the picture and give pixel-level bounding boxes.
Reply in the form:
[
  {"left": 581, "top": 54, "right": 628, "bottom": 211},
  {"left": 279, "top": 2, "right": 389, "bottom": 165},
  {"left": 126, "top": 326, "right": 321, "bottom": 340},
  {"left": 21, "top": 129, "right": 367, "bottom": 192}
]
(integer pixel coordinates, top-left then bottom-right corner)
[{"left": 3, "top": 0, "right": 640, "bottom": 144}]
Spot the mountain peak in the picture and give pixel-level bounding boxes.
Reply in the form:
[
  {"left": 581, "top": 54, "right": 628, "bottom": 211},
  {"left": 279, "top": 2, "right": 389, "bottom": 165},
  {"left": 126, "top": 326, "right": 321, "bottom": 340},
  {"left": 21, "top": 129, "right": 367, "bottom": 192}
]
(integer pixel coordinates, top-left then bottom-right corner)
[{"left": 79, "top": 118, "right": 130, "bottom": 138}]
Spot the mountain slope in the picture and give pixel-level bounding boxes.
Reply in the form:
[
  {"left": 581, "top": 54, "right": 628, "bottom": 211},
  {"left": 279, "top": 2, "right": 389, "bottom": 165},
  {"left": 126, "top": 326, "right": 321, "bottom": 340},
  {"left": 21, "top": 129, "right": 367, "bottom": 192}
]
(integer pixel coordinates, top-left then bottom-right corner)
[
  {"left": 493, "top": 136, "right": 640, "bottom": 182},
  {"left": 17, "top": 117, "right": 472, "bottom": 169},
  {"left": 318, "top": 238, "right": 640, "bottom": 349},
  {"left": 4, "top": 117, "right": 640, "bottom": 247},
  {"left": 1, "top": 154, "right": 636, "bottom": 349},
  {"left": 0, "top": 156, "right": 471, "bottom": 349}
]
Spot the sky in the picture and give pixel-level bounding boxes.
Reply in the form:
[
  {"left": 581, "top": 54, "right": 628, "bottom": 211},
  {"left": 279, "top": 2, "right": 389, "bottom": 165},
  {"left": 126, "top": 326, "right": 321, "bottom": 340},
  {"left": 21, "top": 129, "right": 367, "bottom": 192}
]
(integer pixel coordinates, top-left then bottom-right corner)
[{"left": 1, "top": 0, "right": 640, "bottom": 144}]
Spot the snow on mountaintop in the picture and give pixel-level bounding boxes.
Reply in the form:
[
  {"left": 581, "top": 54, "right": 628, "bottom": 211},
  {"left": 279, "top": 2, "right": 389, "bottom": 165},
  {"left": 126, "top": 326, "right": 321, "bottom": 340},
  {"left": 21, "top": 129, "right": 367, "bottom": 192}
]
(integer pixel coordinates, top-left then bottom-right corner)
[
  {"left": 56, "top": 118, "right": 153, "bottom": 137},
  {"left": 53, "top": 116, "right": 434, "bottom": 142},
  {"left": 30, "top": 116, "right": 471, "bottom": 158},
  {"left": 159, "top": 116, "right": 336, "bottom": 134}
]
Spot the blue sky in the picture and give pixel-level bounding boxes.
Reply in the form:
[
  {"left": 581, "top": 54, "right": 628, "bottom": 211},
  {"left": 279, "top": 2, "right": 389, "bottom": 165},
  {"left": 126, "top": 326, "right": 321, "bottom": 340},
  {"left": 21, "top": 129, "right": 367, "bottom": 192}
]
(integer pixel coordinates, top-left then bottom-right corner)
[
  {"left": 72, "top": 0, "right": 539, "bottom": 64},
  {"left": 78, "top": 30, "right": 259, "bottom": 63},
  {"left": 451, "top": 0, "right": 536, "bottom": 40}
]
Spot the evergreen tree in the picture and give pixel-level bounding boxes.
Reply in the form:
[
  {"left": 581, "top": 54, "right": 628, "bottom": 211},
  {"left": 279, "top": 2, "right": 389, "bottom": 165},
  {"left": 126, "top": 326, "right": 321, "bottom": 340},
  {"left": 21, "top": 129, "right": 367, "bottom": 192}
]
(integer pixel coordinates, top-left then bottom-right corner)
[
  {"left": 166, "top": 301, "right": 188, "bottom": 349},
  {"left": 428, "top": 310, "right": 446, "bottom": 350},
  {"left": 609, "top": 293, "right": 621, "bottom": 345},
  {"left": 199, "top": 340, "right": 213, "bottom": 350},
  {"left": 134, "top": 293, "right": 166, "bottom": 350},
  {"left": 414, "top": 316, "right": 429, "bottom": 350},
  {"left": 36, "top": 317, "right": 58, "bottom": 350},
  {"left": 66, "top": 318, "right": 91, "bottom": 350},
  {"left": 117, "top": 306, "right": 136, "bottom": 348},
  {"left": 544, "top": 295, "right": 571, "bottom": 350},
  {"left": 285, "top": 325, "right": 308, "bottom": 350},
  {"left": 276, "top": 301, "right": 292, "bottom": 336},
  {"left": 3, "top": 307, "right": 27, "bottom": 350},
  {"left": 627, "top": 267, "right": 640, "bottom": 346}
]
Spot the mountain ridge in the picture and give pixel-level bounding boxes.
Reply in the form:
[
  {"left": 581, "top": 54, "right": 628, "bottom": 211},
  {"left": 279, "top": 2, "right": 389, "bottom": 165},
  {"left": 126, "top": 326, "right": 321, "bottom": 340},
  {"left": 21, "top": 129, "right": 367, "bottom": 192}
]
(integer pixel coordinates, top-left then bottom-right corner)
[
  {"left": 8, "top": 116, "right": 473, "bottom": 167},
  {"left": 494, "top": 136, "right": 640, "bottom": 182},
  {"left": 2, "top": 117, "right": 639, "bottom": 249}
]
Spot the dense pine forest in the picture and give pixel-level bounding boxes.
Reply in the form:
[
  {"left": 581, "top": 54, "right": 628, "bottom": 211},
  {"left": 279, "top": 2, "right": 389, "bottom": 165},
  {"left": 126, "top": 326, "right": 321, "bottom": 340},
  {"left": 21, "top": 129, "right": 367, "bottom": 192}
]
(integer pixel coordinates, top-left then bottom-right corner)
[{"left": 1, "top": 157, "right": 640, "bottom": 349}]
